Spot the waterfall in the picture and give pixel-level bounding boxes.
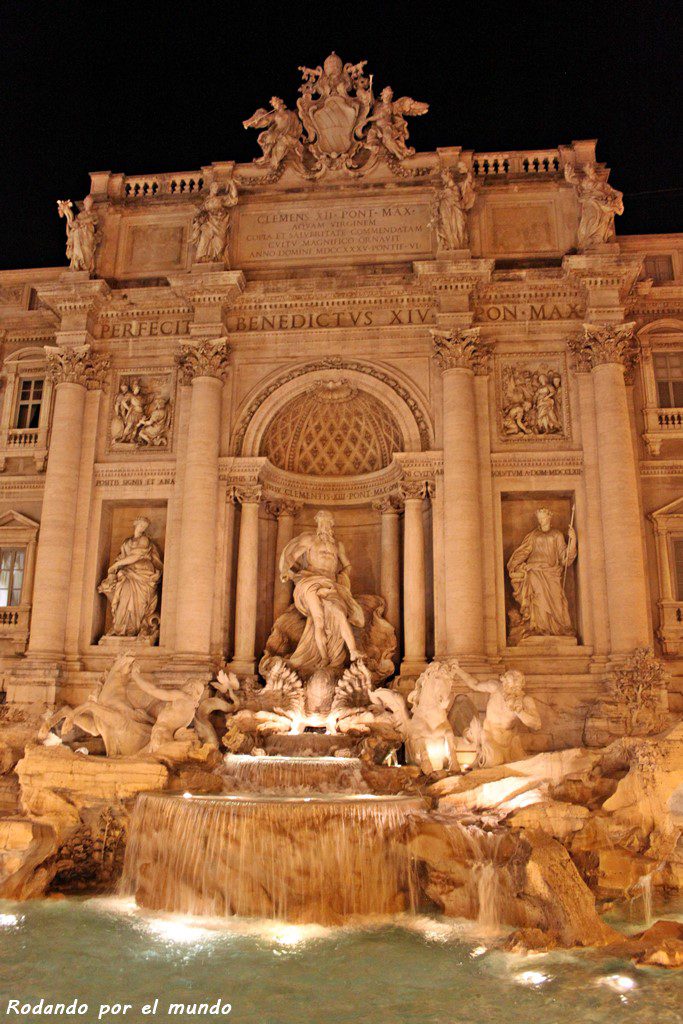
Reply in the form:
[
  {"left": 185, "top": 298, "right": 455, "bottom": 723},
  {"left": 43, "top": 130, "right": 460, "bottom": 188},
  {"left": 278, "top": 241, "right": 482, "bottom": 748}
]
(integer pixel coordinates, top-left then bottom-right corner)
[
  {"left": 638, "top": 873, "right": 653, "bottom": 927},
  {"left": 121, "top": 792, "right": 423, "bottom": 925},
  {"left": 439, "top": 817, "right": 506, "bottom": 932},
  {"left": 221, "top": 755, "right": 368, "bottom": 794}
]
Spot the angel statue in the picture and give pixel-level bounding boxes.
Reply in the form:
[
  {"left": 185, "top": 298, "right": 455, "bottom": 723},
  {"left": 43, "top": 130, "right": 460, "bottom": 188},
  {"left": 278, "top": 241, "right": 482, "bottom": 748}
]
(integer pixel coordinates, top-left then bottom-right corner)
[
  {"left": 57, "top": 196, "right": 101, "bottom": 274},
  {"left": 431, "top": 167, "right": 476, "bottom": 250},
  {"left": 243, "top": 96, "right": 303, "bottom": 171},
  {"left": 190, "top": 180, "right": 238, "bottom": 264},
  {"left": 564, "top": 161, "right": 624, "bottom": 249},
  {"left": 365, "top": 86, "right": 428, "bottom": 161}
]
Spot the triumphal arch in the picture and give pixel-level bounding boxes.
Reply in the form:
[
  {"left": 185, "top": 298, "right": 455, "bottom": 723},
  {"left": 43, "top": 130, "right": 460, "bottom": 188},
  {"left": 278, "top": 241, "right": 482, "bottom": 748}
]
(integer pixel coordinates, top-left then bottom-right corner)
[{"left": 0, "top": 52, "right": 682, "bottom": 749}]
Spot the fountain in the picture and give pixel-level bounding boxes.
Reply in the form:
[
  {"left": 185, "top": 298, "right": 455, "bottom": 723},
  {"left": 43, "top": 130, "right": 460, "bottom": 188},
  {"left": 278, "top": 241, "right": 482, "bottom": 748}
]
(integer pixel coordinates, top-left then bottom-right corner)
[{"left": 121, "top": 790, "right": 423, "bottom": 924}]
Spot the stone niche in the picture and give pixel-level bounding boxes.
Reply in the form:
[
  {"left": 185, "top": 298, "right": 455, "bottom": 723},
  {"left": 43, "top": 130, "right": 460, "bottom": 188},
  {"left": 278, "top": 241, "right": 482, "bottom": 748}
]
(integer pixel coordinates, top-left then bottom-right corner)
[
  {"left": 501, "top": 492, "right": 579, "bottom": 646},
  {"left": 91, "top": 502, "right": 167, "bottom": 646}
]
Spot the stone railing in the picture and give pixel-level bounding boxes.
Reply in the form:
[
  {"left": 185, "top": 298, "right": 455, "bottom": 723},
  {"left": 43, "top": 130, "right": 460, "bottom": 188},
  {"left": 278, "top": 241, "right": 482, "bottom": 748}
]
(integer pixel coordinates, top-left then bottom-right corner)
[
  {"left": 472, "top": 150, "right": 561, "bottom": 178},
  {"left": 114, "top": 147, "right": 565, "bottom": 199},
  {"left": 6, "top": 428, "right": 39, "bottom": 450},
  {"left": 643, "top": 406, "right": 683, "bottom": 456},
  {"left": 658, "top": 599, "right": 683, "bottom": 656},
  {"left": 0, "top": 605, "right": 30, "bottom": 651},
  {"left": 123, "top": 173, "right": 206, "bottom": 200},
  {"left": 656, "top": 408, "right": 683, "bottom": 430}
]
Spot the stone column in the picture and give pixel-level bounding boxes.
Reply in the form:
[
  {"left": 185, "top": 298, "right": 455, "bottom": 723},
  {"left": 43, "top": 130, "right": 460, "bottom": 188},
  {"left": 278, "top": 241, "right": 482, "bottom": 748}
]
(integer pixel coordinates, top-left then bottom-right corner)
[
  {"left": 28, "top": 345, "right": 108, "bottom": 658},
  {"left": 174, "top": 339, "right": 231, "bottom": 659},
  {"left": 231, "top": 484, "right": 262, "bottom": 674},
  {"left": 373, "top": 497, "right": 401, "bottom": 637},
  {"left": 571, "top": 323, "right": 650, "bottom": 653},
  {"left": 268, "top": 501, "right": 300, "bottom": 622},
  {"left": 400, "top": 479, "right": 427, "bottom": 675},
  {"left": 432, "top": 328, "right": 490, "bottom": 658}
]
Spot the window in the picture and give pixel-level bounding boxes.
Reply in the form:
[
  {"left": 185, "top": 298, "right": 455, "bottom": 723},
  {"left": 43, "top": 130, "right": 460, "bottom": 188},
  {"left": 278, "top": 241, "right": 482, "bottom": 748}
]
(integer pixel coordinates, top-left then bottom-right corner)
[
  {"left": 641, "top": 255, "right": 675, "bottom": 285},
  {"left": 14, "top": 378, "right": 44, "bottom": 429},
  {"left": 674, "top": 538, "right": 683, "bottom": 602},
  {"left": 653, "top": 352, "right": 683, "bottom": 408},
  {"left": 0, "top": 547, "right": 24, "bottom": 606}
]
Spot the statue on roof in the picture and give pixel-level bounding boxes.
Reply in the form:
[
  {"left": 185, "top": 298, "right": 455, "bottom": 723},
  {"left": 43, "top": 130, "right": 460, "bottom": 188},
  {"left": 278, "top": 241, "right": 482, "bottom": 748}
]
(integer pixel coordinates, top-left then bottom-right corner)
[
  {"left": 564, "top": 161, "right": 624, "bottom": 249},
  {"left": 57, "top": 196, "right": 101, "bottom": 274},
  {"left": 190, "top": 179, "right": 239, "bottom": 264},
  {"left": 242, "top": 97, "right": 303, "bottom": 173}
]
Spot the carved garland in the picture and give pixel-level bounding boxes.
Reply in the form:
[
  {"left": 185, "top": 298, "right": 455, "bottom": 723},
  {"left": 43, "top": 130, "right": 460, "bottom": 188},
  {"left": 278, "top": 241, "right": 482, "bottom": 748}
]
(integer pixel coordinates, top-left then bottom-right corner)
[{"left": 231, "top": 357, "right": 433, "bottom": 455}]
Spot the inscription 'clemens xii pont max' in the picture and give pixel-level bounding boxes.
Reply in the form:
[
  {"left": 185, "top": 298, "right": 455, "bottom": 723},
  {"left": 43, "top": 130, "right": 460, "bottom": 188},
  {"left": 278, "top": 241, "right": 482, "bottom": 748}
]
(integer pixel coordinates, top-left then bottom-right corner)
[{"left": 235, "top": 200, "right": 432, "bottom": 264}]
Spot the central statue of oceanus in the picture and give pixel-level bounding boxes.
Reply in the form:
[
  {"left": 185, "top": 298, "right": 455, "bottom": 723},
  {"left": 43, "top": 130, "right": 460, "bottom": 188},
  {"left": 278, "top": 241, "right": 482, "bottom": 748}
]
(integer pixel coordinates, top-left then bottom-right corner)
[{"left": 260, "top": 510, "right": 395, "bottom": 688}]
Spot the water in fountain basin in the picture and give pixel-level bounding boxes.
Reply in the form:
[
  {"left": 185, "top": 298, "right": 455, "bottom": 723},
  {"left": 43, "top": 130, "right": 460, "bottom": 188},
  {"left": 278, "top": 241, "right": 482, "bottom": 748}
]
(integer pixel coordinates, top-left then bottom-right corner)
[
  {"left": 221, "top": 754, "right": 369, "bottom": 794},
  {"left": 121, "top": 792, "right": 423, "bottom": 925}
]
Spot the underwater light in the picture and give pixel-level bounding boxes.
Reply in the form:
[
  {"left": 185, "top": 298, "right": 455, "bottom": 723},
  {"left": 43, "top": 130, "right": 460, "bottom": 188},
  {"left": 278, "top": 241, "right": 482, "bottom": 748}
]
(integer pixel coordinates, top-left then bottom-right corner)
[
  {"left": 145, "top": 918, "right": 214, "bottom": 944},
  {"left": 0, "top": 913, "right": 20, "bottom": 927},
  {"left": 182, "top": 792, "right": 193, "bottom": 799},
  {"left": 515, "top": 970, "right": 550, "bottom": 986},
  {"left": 599, "top": 975, "right": 637, "bottom": 993}
]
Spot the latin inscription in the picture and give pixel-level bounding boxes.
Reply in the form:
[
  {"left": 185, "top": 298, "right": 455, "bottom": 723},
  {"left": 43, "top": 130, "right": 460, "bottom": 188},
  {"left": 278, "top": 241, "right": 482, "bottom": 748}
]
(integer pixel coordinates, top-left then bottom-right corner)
[
  {"left": 225, "top": 306, "right": 436, "bottom": 333},
  {"left": 236, "top": 200, "right": 431, "bottom": 264},
  {"left": 480, "top": 302, "right": 583, "bottom": 322},
  {"left": 95, "top": 318, "right": 191, "bottom": 340}
]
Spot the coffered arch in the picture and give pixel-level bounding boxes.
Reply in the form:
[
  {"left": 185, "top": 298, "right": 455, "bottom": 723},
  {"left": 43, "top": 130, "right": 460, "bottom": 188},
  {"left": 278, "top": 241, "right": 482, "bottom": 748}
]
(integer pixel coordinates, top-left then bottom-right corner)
[{"left": 232, "top": 359, "right": 434, "bottom": 459}]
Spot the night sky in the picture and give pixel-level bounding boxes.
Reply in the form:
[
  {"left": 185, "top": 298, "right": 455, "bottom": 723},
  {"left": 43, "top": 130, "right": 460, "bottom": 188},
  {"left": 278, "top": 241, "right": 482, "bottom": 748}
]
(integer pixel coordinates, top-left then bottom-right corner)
[{"left": 1, "top": 0, "right": 681, "bottom": 271}]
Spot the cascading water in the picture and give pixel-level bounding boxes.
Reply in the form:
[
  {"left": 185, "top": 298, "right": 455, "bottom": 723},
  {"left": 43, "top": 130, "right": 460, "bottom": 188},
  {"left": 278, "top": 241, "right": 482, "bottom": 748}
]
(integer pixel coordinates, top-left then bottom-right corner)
[
  {"left": 221, "top": 754, "right": 369, "bottom": 794},
  {"left": 439, "top": 817, "right": 507, "bottom": 932},
  {"left": 121, "top": 790, "right": 423, "bottom": 925}
]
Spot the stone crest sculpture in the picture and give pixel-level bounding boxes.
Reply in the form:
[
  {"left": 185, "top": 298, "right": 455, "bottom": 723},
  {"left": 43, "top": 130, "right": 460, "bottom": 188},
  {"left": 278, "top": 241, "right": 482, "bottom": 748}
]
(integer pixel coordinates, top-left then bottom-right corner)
[
  {"left": 57, "top": 197, "right": 101, "bottom": 274},
  {"left": 110, "top": 376, "right": 172, "bottom": 449},
  {"left": 500, "top": 362, "right": 564, "bottom": 437},
  {"left": 564, "top": 162, "right": 624, "bottom": 249},
  {"left": 243, "top": 53, "right": 428, "bottom": 177},
  {"left": 190, "top": 180, "right": 239, "bottom": 264},
  {"left": 507, "top": 507, "right": 577, "bottom": 643},
  {"left": 451, "top": 662, "right": 541, "bottom": 767},
  {"left": 430, "top": 167, "right": 476, "bottom": 251},
  {"left": 98, "top": 517, "right": 163, "bottom": 644}
]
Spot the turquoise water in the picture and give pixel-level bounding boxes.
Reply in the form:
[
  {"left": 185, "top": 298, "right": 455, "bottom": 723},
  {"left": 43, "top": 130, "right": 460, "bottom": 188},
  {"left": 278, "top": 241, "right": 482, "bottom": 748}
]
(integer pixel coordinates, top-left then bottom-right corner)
[{"left": 0, "top": 898, "right": 681, "bottom": 1024}]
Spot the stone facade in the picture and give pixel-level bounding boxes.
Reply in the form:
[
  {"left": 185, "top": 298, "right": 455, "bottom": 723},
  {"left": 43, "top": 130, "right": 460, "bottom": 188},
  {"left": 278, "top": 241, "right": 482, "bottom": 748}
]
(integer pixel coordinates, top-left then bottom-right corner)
[{"left": 0, "top": 59, "right": 682, "bottom": 742}]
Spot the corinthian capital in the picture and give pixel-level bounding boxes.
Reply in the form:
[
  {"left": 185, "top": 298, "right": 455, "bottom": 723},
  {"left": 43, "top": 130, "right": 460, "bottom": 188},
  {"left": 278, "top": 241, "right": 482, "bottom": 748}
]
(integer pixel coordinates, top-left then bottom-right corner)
[
  {"left": 431, "top": 327, "right": 491, "bottom": 374},
  {"left": 176, "top": 338, "right": 232, "bottom": 384},
  {"left": 229, "top": 483, "right": 262, "bottom": 505},
  {"left": 569, "top": 322, "right": 638, "bottom": 372},
  {"left": 44, "top": 344, "right": 109, "bottom": 389}
]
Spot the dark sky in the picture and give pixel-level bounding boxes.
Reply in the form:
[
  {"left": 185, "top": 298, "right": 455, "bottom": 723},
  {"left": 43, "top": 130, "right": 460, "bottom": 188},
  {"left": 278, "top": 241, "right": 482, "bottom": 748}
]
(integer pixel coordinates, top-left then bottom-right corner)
[{"left": 1, "top": 0, "right": 681, "bottom": 271}]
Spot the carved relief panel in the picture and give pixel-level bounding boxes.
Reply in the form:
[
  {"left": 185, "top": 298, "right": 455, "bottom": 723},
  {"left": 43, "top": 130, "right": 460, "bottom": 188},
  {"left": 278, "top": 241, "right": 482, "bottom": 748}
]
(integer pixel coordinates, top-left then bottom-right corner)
[
  {"left": 108, "top": 371, "right": 175, "bottom": 454},
  {"left": 496, "top": 354, "right": 570, "bottom": 442}
]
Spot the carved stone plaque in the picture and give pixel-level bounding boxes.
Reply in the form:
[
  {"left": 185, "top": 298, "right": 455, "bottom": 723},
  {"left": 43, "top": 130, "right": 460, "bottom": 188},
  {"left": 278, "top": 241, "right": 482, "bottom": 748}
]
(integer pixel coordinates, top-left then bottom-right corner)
[
  {"left": 109, "top": 372, "right": 174, "bottom": 453},
  {"left": 496, "top": 354, "right": 569, "bottom": 441},
  {"left": 234, "top": 197, "right": 432, "bottom": 266}
]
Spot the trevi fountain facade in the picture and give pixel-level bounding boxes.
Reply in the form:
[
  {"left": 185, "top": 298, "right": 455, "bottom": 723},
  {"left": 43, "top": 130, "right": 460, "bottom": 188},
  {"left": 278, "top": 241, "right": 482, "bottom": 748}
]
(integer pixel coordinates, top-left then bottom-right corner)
[{"left": 0, "top": 52, "right": 683, "bottom": 1019}]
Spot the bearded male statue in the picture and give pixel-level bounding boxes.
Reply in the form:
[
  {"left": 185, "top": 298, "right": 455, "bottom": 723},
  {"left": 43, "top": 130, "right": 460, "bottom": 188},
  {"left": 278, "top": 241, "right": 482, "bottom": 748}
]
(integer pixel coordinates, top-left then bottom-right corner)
[{"left": 261, "top": 510, "right": 395, "bottom": 685}]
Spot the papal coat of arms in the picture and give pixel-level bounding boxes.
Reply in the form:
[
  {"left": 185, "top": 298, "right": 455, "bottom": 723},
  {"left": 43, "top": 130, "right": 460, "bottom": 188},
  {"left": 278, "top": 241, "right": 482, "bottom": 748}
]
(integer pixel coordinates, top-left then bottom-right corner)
[{"left": 243, "top": 52, "right": 429, "bottom": 178}]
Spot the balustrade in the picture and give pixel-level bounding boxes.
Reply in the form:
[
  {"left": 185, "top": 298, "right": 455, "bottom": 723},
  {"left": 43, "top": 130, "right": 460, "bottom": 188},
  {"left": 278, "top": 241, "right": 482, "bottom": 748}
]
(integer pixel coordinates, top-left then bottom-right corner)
[
  {"left": 123, "top": 174, "right": 205, "bottom": 200},
  {"left": 472, "top": 150, "right": 561, "bottom": 178}
]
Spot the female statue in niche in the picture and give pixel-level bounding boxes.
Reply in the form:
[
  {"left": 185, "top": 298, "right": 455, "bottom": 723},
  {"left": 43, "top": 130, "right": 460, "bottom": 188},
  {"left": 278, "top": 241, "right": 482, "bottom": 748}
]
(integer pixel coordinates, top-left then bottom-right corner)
[
  {"left": 506, "top": 507, "right": 577, "bottom": 643},
  {"left": 98, "top": 516, "right": 163, "bottom": 643}
]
